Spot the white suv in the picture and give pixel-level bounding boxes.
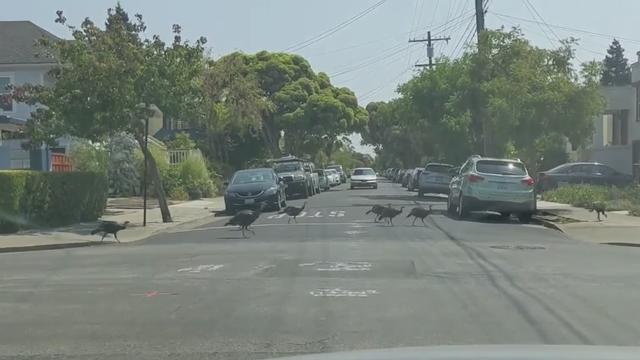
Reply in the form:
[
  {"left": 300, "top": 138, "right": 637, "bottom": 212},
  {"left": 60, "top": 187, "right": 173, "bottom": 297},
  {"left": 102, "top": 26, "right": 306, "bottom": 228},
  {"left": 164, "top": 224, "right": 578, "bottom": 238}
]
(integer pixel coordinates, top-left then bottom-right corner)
[{"left": 447, "top": 156, "right": 536, "bottom": 223}]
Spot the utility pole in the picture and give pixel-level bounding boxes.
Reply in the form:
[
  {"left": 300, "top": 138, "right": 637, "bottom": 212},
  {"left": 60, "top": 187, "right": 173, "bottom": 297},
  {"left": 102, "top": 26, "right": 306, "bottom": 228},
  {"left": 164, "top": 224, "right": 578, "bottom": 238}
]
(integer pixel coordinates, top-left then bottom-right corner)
[
  {"left": 474, "top": 0, "right": 490, "bottom": 156},
  {"left": 409, "top": 31, "right": 450, "bottom": 68}
]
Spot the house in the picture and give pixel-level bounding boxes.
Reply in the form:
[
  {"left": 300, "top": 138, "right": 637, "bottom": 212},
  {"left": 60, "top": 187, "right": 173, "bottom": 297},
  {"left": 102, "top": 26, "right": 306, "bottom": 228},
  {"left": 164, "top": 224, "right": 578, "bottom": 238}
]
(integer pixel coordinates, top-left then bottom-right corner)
[
  {"left": 577, "top": 52, "right": 640, "bottom": 178},
  {"left": 0, "top": 21, "right": 63, "bottom": 170}
]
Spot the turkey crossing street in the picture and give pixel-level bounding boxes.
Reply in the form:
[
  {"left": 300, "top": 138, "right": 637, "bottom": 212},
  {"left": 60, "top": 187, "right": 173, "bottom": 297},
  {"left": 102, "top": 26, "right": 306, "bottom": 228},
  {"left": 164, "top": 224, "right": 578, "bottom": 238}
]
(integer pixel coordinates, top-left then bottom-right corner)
[{"left": 4, "top": 180, "right": 640, "bottom": 359}]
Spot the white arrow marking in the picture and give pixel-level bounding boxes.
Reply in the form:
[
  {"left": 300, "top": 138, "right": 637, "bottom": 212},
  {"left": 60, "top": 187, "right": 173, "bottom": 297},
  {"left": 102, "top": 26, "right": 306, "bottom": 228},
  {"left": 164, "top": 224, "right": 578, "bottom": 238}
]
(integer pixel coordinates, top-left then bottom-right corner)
[
  {"left": 336, "top": 210, "right": 345, "bottom": 217},
  {"left": 267, "top": 213, "right": 287, "bottom": 219},
  {"left": 177, "top": 264, "right": 224, "bottom": 273},
  {"left": 309, "top": 288, "right": 378, "bottom": 297},
  {"left": 328, "top": 211, "right": 337, "bottom": 217},
  {"left": 296, "top": 211, "right": 307, "bottom": 218},
  {"left": 308, "top": 211, "right": 324, "bottom": 218}
]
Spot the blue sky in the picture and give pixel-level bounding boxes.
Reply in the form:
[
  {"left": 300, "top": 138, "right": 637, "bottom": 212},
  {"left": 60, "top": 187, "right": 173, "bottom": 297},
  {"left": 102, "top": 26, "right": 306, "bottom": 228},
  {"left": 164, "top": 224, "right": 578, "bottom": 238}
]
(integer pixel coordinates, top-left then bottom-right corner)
[{"left": 4, "top": 0, "right": 640, "bottom": 153}]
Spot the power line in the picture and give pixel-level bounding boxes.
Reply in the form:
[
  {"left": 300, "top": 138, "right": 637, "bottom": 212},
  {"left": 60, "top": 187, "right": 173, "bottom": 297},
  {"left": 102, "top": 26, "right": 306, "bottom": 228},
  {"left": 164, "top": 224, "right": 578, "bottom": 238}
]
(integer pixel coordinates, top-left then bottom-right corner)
[
  {"left": 521, "top": 0, "right": 556, "bottom": 47},
  {"left": 449, "top": 16, "right": 475, "bottom": 58},
  {"left": 330, "top": 43, "right": 409, "bottom": 77},
  {"left": 282, "top": 0, "right": 387, "bottom": 52},
  {"left": 490, "top": 11, "right": 640, "bottom": 45}
]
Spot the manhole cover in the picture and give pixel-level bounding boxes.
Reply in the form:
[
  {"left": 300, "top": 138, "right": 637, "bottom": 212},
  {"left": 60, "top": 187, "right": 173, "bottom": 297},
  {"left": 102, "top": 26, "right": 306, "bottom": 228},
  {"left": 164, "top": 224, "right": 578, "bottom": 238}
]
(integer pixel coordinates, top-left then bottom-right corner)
[{"left": 490, "top": 245, "right": 546, "bottom": 250}]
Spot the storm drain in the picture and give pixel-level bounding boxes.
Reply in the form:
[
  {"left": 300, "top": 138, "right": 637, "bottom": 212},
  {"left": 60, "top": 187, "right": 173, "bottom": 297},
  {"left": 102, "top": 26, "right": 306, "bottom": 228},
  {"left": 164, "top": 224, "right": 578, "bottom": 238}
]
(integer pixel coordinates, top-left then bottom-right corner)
[{"left": 489, "top": 245, "right": 546, "bottom": 250}]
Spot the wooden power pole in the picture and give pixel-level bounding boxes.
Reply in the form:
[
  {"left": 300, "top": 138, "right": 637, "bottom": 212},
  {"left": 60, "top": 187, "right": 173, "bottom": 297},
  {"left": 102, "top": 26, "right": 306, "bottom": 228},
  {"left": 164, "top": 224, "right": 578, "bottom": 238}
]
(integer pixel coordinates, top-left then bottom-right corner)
[{"left": 409, "top": 31, "right": 450, "bottom": 68}]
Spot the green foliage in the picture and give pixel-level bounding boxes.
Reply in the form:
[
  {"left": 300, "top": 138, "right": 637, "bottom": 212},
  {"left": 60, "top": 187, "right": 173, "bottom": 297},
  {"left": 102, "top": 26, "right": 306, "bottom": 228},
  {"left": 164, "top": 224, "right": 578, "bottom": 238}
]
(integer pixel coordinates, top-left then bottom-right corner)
[
  {"left": 0, "top": 171, "right": 107, "bottom": 233},
  {"left": 178, "top": 153, "right": 215, "bottom": 199},
  {"left": 601, "top": 39, "right": 631, "bottom": 86},
  {"left": 542, "top": 184, "right": 640, "bottom": 213},
  {"left": 68, "top": 140, "right": 108, "bottom": 174},
  {"left": 364, "top": 29, "right": 603, "bottom": 171},
  {"left": 168, "top": 186, "right": 189, "bottom": 201},
  {"left": 107, "top": 133, "right": 140, "bottom": 196},
  {"left": 166, "top": 132, "right": 196, "bottom": 150}
]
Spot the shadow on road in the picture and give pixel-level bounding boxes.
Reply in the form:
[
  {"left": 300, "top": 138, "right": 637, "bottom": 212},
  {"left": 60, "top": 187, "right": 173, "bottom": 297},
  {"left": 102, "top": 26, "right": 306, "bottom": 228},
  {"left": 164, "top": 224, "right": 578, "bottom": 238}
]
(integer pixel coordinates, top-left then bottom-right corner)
[{"left": 355, "top": 193, "right": 447, "bottom": 203}]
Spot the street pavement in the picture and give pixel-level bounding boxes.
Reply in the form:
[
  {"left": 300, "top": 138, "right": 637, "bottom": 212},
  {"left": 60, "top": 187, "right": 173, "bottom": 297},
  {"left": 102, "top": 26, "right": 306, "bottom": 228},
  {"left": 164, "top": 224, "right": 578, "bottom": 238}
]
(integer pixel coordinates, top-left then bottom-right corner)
[{"left": 2, "top": 180, "right": 640, "bottom": 359}]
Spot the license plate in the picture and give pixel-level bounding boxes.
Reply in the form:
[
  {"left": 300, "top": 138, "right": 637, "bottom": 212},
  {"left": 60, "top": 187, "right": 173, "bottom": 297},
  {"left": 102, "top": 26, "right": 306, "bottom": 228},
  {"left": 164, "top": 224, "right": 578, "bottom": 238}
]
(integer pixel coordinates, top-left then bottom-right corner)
[
  {"left": 497, "top": 183, "right": 508, "bottom": 190},
  {"left": 244, "top": 199, "right": 255, "bottom": 205}
]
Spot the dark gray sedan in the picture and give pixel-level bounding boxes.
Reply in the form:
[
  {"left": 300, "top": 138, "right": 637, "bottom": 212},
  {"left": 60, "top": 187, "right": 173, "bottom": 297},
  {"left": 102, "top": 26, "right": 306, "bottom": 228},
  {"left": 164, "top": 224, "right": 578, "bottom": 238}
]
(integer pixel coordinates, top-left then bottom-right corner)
[{"left": 537, "top": 162, "right": 634, "bottom": 192}]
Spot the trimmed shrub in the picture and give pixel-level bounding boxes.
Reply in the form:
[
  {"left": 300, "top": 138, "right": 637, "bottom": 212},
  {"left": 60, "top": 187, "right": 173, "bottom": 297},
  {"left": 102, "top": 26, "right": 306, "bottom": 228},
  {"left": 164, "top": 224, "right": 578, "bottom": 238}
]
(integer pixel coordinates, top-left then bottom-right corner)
[
  {"left": 178, "top": 153, "right": 215, "bottom": 199},
  {"left": 0, "top": 171, "right": 108, "bottom": 233}
]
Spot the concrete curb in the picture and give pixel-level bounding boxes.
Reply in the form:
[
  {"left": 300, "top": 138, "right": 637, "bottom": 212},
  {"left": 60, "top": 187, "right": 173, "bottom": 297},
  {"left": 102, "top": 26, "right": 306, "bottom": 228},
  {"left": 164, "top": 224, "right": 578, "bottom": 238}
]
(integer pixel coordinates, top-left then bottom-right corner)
[
  {"left": 0, "top": 213, "right": 230, "bottom": 254},
  {"left": 532, "top": 216, "right": 565, "bottom": 233}
]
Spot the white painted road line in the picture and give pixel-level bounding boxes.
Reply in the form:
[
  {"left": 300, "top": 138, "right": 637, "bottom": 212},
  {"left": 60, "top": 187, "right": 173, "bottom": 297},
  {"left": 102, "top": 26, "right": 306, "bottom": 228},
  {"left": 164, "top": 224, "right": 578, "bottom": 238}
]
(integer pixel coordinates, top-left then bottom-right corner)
[{"left": 309, "top": 288, "right": 379, "bottom": 297}]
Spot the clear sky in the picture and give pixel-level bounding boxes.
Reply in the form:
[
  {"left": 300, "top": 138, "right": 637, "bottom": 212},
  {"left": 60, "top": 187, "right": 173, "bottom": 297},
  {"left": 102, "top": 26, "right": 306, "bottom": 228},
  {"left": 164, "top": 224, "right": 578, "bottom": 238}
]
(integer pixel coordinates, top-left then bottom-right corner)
[{"left": 4, "top": 0, "right": 640, "bottom": 154}]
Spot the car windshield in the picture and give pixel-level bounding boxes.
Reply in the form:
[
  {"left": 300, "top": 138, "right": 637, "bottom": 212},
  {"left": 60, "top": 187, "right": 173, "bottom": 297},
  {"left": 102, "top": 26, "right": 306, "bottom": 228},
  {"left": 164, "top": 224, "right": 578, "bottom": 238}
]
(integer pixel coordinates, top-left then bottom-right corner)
[
  {"left": 8, "top": 0, "right": 639, "bottom": 357},
  {"left": 231, "top": 170, "right": 273, "bottom": 184},
  {"left": 425, "top": 164, "right": 453, "bottom": 174},
  {"left": 353, "top": 168, "right": 375, "bottom": 175},
  {"left": 274, "top": 162, "right": 302, "bottom": 173},
  {"left": 476, "top": 160, "right": 527, "bottom": 176}
]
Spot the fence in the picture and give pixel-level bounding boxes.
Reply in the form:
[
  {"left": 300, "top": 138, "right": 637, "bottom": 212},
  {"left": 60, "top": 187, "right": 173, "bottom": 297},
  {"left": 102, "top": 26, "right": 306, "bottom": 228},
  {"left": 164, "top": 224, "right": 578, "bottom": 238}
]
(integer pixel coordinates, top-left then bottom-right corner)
[
  {"left": 51, "top": 153, "right": 73, "bottom": 172},
  {"left": 168, "top": 149, "right": 202, "bottom": 166}
]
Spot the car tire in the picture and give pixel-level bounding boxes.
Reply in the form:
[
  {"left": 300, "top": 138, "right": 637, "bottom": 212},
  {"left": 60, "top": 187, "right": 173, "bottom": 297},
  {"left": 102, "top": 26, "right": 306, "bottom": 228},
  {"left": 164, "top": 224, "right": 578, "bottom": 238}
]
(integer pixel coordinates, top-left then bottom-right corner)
[
  {"left": 457, "top": 193, "right": 469, "bottom": 219},
  {"left": 373, "top": 184, "right": 378, "bottom": 189},
  {"left": 350, "top": 185, "right": 354, "bottom": 190},
  {"left": 273, "top": 194, "right": 282, "bottom": 212},
  {"left": 518, "top": 212, "right": 532, "bottom": 224},
  {"left": 302, "top": 186, "right": 309, "bottom": 199},
  {"left": 447, "top": 195, "right": 455, "bottom": 215},
  {"left": 498, "top": 212, "right": 511, "bottom": 219},
  {"left": 280, "top": 195, "right": 287, "bottom": 208},
  {"left": 418, "top": 190, "right": 424, "bottom": 197}
]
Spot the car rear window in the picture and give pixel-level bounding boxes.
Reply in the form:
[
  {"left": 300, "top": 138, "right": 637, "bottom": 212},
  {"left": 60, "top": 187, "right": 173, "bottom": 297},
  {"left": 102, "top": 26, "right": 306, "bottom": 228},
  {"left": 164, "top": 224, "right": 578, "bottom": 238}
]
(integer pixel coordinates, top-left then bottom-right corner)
[
  {"left": 476, "top": 161, "right": 526, "bottom": 176},
  {"left": 353, "top": 169, "right": 375, "bottom": 175},
  {"left": 425, "top": 164, "right": 453, "bottom": 174}
]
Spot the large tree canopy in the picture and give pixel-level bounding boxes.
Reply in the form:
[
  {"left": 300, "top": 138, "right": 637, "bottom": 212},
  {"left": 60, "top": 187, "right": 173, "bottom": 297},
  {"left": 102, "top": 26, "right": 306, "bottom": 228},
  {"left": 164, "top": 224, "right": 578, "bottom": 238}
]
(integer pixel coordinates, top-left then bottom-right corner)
[
  {"left": 601, "top": 39, "right": 631, "bottom": 86},
  {"left": 364, "top": 28, "right": 603, "bottom": 172},
  {"left": 14, "top": 5, "right": 207, "bottom": 222}
]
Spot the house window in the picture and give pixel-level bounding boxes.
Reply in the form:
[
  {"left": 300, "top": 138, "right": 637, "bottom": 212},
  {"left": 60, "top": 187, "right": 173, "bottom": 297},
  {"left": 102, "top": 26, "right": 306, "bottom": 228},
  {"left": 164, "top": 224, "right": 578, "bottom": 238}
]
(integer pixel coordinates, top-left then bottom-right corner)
[
  {"left": 603, "top": 110, "right": 628, "bottom": 145},
  {"left": 0, "top": 75, "right": 14, "bottom": 113}
]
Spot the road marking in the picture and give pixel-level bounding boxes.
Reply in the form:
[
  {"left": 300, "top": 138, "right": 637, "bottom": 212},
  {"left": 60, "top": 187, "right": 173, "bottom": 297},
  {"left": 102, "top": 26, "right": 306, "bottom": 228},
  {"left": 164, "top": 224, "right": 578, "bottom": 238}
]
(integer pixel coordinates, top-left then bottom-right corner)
[
  {"left": 328, "top": 211, "right": 345, "bottom": 217},
  {"left": 308, "top": 211, "right": 324, "bottom": 218},
  {"left": 344, "top": 230, "right": 364, "bottom": 235},
  {"left": 299, "top": 261, "right": 372, "bottom": 271},
  {"left": 309, "top": 288, "right": 378, "bottom": 297},
  {"left": 266, "top": 213, "right": 288, "bottom": 219},
  {"left": 131, "top": 291, "right": 177, "bottom": 297},
  {"left": 177, "top": 264, "right": 224, "bottom": 273},
  {"left": 181, "top": 222, "right": 370, "bottom": 233}
]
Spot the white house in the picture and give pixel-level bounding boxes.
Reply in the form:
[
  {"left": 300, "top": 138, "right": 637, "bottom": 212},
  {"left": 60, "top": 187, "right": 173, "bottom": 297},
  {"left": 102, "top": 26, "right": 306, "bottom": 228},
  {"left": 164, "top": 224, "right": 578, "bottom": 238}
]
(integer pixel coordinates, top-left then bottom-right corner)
[
  {"left": 0, "top": 21, "right": 62, "bottom": 170},
  {"left": 578, "top": 52, "right": 640, "bottom": 178}
]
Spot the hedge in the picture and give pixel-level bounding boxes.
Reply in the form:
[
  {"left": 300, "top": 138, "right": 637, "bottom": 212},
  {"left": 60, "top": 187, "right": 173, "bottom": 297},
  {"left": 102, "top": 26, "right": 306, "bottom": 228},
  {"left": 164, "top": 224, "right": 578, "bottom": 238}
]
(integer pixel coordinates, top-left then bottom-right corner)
[{"left": 0, "top": 171, "right": 108, "bottom": 233}]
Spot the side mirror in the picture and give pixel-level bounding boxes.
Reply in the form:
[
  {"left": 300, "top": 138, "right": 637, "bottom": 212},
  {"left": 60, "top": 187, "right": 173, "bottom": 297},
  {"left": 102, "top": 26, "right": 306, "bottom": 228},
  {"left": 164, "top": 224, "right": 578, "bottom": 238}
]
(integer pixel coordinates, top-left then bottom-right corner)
[{"left": 223, "top": 181, "right": 229, "bottom": 186}]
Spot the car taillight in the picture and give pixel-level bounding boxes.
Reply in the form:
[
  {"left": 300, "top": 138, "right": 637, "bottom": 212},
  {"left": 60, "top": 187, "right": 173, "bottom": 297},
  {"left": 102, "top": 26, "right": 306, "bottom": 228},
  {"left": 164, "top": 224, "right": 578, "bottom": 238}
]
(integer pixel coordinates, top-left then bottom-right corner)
[
  {"left": 467, "top": 174, "right": 485, "bottom": 183},
  {"left": 521, "top": 176, "right": 535, "bottom": 187}
]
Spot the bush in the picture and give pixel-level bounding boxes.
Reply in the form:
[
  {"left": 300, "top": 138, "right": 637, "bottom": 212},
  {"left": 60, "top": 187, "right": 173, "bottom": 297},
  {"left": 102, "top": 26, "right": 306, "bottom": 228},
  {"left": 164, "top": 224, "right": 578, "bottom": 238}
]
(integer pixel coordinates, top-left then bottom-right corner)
[
  {"left": 542, "top": 184, "right": 640, "bottom": 213},
  {"left": 0, "top": 171, "right": 108, "bottom": 233},
  {"left": 168, "top": 186, "right": 189, "bottom": 201},
  {"left": 178, "top": 153, "right": 215, "bottom": 199},
  {"left": 69, "top": 140, "right": 109, "bottom": 174}
]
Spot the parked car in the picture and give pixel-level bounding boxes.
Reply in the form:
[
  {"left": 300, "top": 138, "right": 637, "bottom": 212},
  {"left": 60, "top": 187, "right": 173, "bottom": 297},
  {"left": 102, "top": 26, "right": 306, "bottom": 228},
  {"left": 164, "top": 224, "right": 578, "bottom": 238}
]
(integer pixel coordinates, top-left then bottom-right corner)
[
  {"left": 407, "top": 167, "right": 424, "bottom": 191},
  {"left": 325, "top": 168, "right": 341, "bottom": 186},
  {"left": 537, "top": 162, "right": 634, "bottom": 192},
  {"left": 273, "top": 156, "right": 314, "bottom": 198},
  {"left": 401, "top": 170, "right": 412, "bottom": 187},
  {"left": 224, "top": 168, "right": 287, "bottom": 214},
  {"left": 448, "top": 156, "right": 536, "bottom": 223},
  {"left": 350, "top": 167, "right": 378, "bottom": 189},
  {"left": 418, "top": 163, "right": 455, "bottom": 197},
  {"left": 394, "top": 169, "right": 406, "bottom": 183},
  {"left": 327, "top": 164, "right": 347, "bottom": 183},
  {"left": 316, "top": 169, "right": 330, "bottom": 191}
]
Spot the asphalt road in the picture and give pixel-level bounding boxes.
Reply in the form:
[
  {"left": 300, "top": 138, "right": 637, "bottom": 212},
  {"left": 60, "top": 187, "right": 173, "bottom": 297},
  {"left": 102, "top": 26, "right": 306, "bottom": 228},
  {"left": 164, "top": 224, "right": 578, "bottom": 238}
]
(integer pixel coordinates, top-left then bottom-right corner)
[{"left": 2, "top": 180, "right": 640, "bottom": 359}]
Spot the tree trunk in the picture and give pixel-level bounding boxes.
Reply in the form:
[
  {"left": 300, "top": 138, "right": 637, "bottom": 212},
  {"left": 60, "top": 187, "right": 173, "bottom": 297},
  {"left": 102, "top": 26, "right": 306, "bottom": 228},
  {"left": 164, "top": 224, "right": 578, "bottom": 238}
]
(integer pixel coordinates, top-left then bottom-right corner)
[{"left": 136, "top": 137, "right": 173, "bottom": 223}]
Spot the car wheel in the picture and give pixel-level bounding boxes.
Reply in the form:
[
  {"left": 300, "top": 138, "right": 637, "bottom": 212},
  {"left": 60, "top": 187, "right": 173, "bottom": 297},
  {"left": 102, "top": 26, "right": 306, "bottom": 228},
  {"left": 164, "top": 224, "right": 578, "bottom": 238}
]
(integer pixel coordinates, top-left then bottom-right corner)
[
  {"left": 302, "top": 186, "right": 309, "bottom": 199},
  {"left": 498, "top": 212, "right": 511, "bottom": 219},
  {"left": 457, "top": 193, "right": 469, "bottom": 219},
  {"left": 518, "top": 212, "right": 532, "bottom": 224},
  {"left": 373, "top": 184, "right": 378, "bottom": 189},
  {"left": 350, "top": 185, "right": 355, "bottom": 190},
  {"left": 280, "top": 194, "right": 287, "bottom": 208},
  {"left": 273, "top": 194, "right": 282, "bottom": 212},
  {"left": 447, "top": 195, "right": 455, "bottom": 215},
  {"left": 418, "top": 190, "right": 424, "bottom": 197}
]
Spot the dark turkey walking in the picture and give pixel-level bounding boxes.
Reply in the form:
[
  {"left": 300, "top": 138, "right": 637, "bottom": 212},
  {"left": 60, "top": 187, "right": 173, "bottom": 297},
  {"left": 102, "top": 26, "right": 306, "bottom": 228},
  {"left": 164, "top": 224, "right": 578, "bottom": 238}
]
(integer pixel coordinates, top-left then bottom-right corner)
[
  {"left": 91, "top": 220, "right": 130, "bottom": 242},
  {"left": 225, "top": 203, "right": 266, "bottom": 237},
  {"left": 279, "top": 201, "right": 306, "bottom": 223},
  {"left": 377, "top": 206, "right": 404, "bottom": 226},
  {"left": 365, "top": 204, "right": 387, "bottom": 222},
  {"left": 589, "top": 201, "right": 607, "bottom": 221},
  {"left": 407, "top": 205, "right": 432, "bottom": 226}
]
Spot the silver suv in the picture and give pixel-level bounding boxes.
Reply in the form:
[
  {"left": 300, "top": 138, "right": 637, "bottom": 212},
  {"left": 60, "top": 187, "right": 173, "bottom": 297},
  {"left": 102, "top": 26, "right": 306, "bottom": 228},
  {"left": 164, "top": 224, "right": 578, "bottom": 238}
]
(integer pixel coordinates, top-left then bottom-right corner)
[{"left": 447, "top": 156, "right": 536, "bottom": 223}]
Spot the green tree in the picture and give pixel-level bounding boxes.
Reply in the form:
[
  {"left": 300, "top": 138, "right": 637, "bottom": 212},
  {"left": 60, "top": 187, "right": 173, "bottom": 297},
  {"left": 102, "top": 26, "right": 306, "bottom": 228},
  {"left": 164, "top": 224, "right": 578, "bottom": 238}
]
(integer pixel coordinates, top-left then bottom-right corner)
[
  {"left": 601, "top": 39, "right": 631, "bottom": 86},
  {"left": 14, "top": 5, "right": 207, "bottom": 222}
]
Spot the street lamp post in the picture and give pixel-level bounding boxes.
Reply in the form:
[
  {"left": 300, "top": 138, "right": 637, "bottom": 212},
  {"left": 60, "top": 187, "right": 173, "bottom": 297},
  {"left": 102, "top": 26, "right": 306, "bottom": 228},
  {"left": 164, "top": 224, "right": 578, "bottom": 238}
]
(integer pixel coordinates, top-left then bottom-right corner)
[{"left": 143, "top": 115, "right": 149, "bottom": 227}]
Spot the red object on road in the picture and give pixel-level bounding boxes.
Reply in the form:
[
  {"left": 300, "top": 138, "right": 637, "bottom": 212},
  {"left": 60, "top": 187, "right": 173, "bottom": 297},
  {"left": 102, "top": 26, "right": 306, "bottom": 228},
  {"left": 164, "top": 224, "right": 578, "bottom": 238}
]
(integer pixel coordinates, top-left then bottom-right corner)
[{"left": 51, "top": 153, "right": 73, "bottom": 172}]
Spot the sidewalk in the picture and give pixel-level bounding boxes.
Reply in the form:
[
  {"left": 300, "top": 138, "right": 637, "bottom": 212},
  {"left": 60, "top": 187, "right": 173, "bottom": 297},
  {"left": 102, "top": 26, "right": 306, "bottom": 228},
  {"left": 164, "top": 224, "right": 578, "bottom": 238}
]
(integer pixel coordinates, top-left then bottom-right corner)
[
  {"left": 536, "top": 200, "right": 640, "bottom": 246},
  {"left": 0, "top": 197, "right": 227, "bottom": 253}
]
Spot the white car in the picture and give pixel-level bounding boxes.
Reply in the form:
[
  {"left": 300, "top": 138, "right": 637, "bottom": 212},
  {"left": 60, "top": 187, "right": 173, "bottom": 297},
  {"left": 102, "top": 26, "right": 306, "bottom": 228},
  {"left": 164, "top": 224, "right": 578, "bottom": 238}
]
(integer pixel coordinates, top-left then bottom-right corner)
[
  {"left": 324, "top": 169, "right": 341, "bottom": 186},
  {"left": 448, "top": 156, "right": 536, "bottom": 223},
  {"left": 350, "top": 167, "right": 378, "bottom": 189}
]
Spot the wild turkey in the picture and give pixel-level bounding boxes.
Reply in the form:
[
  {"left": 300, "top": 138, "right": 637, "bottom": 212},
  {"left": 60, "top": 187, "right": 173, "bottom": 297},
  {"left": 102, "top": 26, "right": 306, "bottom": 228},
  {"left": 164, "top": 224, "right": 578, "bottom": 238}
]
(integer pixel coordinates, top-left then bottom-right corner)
[
  {"left": 279, "top": 202, "right": 307, "bottom": 223},
  {"left": 377, "top": 206, "right": 404, "bottom": 226},
  {"left": 225, "top": 203, "right": 266, "bottom": 237},
  {"left": 589, "top": 201, "right": 607, "bottom": 221},
  {"left": 407, "top": 205, "right": 433, "bottom": 226},
  {"left": 365, "top": 204, "right": 387, "bottom": 222},
  {"left": 91, "top": 220, "right": 130, "bottom": 242}
]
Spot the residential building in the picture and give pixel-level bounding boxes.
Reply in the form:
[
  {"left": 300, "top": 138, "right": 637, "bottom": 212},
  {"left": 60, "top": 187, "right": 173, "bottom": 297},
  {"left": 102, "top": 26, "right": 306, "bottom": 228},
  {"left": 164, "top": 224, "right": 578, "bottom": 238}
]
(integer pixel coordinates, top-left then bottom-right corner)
[{"left": 0, "top": 21, "right": 61, "bottom": 170}]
